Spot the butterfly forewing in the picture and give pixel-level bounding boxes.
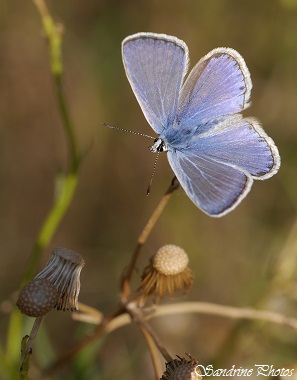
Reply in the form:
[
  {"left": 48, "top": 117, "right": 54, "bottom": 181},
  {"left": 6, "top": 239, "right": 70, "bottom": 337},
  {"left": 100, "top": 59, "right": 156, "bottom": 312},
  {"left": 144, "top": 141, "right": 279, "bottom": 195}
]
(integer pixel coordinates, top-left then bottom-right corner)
[
  {"left": 122, "top": 33, "right": 189, "bottom": 135},
  {"left": 177, "top": 48, "right": 252, "bottom": 132}
]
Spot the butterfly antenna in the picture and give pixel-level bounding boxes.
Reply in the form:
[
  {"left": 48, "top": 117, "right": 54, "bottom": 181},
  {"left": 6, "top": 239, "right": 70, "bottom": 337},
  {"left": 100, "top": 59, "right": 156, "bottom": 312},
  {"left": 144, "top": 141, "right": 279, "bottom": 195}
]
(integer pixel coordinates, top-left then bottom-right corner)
[
  {"left": 147, "top": 151, "right": 160, "bottom": 195},
  {"left": 102, "top": 123, "right": 155, "bottom": 140}
]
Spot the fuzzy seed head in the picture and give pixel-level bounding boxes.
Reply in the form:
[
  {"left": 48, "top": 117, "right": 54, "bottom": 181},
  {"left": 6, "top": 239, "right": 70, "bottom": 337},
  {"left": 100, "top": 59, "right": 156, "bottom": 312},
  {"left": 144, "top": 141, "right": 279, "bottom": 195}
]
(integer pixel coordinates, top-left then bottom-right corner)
[
  {"left": 153, "top": 245, "right": 189, "bottom": 276},
  {"left": 17, "top": 278, "right": 58, "bottom": 317},
  {"left": 138, "top": 245, "right": 194, "bottom": 305}
]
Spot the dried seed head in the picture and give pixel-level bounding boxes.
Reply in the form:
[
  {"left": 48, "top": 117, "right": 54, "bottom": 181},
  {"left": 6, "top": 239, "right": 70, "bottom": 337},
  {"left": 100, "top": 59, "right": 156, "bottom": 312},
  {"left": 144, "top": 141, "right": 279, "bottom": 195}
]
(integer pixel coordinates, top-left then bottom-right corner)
[
  {"left": 153, "top": 245, "right": 189, "bottom": 275},
  {"left": 17, "top": 278, "right": 58, "bottom": 317},
  {"left": 161, "top": 355, "right": 202, "bottom": 380},
  {"left": 138, "top": 245, "right": 194, "bottom": 305},
  {"left": 35, "top": 247, "right": 84, "bottom": 311}
]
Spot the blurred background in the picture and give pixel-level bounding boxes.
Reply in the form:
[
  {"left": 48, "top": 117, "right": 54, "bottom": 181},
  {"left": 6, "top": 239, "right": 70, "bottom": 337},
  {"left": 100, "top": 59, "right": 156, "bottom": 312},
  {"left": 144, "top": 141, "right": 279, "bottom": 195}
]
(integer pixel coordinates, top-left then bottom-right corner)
[{"left": 1, "top": 0, "right": 297, "bottom": 378}]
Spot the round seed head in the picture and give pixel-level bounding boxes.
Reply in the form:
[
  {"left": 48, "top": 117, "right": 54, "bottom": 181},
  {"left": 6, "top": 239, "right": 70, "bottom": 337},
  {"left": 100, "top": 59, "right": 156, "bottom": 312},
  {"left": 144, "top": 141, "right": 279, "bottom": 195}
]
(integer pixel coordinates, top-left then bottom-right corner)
[
  {"left": 161, "top": 355, "right": 202, "bottom": 380},
  {"left": 17, "top": 278, "right": 58, "bottom": 317},
  {"left": 169, "top": 363, "right": 201, "bottom": 379},
  {"left": 153, "top": 245, "right": 189, "bottom": 276},
  {"left": 138, "top": 245, "right": 193, "bottom": 305}
]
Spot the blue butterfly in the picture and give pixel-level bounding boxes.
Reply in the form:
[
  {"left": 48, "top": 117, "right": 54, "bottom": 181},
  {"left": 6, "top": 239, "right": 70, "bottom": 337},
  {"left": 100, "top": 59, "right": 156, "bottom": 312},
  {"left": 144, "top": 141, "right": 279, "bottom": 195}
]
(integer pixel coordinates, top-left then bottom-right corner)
[{"left": 122, "top": 32, "right": 280, "bottom": 217}]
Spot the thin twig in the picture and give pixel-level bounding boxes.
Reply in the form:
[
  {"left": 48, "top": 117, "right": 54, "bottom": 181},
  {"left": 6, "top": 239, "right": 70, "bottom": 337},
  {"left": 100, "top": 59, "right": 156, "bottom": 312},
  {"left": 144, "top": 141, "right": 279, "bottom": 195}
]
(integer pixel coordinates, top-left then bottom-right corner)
[
  {"left": 44, "top": 304, "right": 125, "bottom": 376},
  {"left": 127, "top": 303, "right": 173, "bottom": 362},
  {"left": 20, "top": 317, "right": 43, "bottom": 371},
  {"left": 140, "top": 326, "right": 163, "bottom": 380},
  {"left": 75, "top": 301, "right": 297, "bottom": 333},
  {"left": 151, "top": 302, "right": 297, "bottom": 329},
  {"left": 45, "top": 298, "right": 297, "bottom": 376},
  {"left": 121, "top": 177, "right": 179, "bottom": 300}
]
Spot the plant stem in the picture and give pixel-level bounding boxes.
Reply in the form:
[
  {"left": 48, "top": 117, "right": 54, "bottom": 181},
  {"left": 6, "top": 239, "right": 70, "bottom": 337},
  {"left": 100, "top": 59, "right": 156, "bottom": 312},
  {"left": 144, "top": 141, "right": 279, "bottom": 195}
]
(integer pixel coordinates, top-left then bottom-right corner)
[
  {"left": 127, "top": 303, "right": 172, "bottom": 362},
  {"left": 140, "top": 326, "right": 163, "bottom": 380},
  {"left": 33, "top": 0, "right": 79, "bottom": 171},
  {"left": 20, "top": 317, "right": 43, "bottom": 372},
  {"left": 44, "top": 296, "right": 297, "bottom": 376},
  {"left": 44, "top": 305, "right": 125, "bottom": 376},
  {"left": 5, "top": 1, "right": 80, "bottom": 377},
  {"left": 121, "top": 177, "right": 179, "bottom": 300},
  {"left": 22, "top": 173, "right": 78, "bottom": 284}
]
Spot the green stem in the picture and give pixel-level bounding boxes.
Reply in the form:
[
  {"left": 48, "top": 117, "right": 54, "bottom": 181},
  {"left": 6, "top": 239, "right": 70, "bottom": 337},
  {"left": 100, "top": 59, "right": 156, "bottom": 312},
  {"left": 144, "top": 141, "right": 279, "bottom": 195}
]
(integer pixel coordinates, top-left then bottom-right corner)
[
  {"left": 54, "top": 75, "right": 79, "bottom": 172},
  {"left": 4, "top": 1, "right": 81, "bottom": 377},
  {"left": 33, "top": 0, "right": 79, "bottom": 171},
  {"left": 6, "top": 170, "right": 78, "bottom": 379},
  {"left": 23, "top": 172, "right": 78, "bottom": 284}
]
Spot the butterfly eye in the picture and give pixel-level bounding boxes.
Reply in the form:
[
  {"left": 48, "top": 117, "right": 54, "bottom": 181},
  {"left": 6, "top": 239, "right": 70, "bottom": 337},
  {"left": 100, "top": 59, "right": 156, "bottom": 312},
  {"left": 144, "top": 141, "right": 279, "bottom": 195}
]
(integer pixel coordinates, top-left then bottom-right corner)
[
  {"left": 149, "top": 138, "right": 168, "bottom": 153},
  {"left": 158, "top": 141, "right": 168, "bottom": 152}
]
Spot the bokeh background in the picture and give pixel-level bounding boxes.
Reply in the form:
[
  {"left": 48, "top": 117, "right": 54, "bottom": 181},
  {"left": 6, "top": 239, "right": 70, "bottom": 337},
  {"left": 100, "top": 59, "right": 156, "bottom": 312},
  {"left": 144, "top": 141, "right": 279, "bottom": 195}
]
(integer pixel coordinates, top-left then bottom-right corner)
[{"left": 1, "top": 0, "right": 297, "bottom": 378}]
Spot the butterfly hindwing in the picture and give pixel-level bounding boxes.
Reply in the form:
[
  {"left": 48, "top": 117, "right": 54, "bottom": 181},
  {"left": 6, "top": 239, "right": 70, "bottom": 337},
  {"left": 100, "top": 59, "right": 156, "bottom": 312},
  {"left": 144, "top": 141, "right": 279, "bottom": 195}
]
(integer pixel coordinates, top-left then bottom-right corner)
[
  {"left": 186, "top": 117, "right": 280, "bottom": 179},
  {"left": 166, "top": 117, "right": 280, "bottom": 216},
  {"left": 167, "top": 147, "right": 253, "bottom": 216}
]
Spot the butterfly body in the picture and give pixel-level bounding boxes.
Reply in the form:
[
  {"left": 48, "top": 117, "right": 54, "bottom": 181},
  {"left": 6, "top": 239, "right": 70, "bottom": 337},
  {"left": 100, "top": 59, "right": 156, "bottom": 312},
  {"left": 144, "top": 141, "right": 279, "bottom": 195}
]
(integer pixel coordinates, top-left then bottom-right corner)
[{"left": 122, "top": 32, "right": 280, "bottom": 217}]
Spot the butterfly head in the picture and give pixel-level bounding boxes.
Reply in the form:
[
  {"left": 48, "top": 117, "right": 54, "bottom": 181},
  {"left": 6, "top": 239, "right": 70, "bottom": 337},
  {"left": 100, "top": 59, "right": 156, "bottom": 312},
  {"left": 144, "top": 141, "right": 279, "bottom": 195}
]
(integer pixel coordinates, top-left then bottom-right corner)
[{"left": 149, "top": 137, "right": 168, "bottom": 153}]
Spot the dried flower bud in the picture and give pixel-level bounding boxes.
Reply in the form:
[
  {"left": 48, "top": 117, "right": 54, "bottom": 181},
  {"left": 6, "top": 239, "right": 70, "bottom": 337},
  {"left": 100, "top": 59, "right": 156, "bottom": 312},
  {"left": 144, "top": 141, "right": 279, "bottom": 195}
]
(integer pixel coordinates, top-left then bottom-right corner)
[
  {"left": 161, "top": 354, "right": 202, "bottom": 380},
  {"left": 138, "top": 244, "right": 194, "bottom": 305},
  {"left": 17, "top": 278, "right": 58, "bottom": 317},
  {"left": 153, "top": 245, "right": 189, "bottom": 275},
  {"left": 35, "top": 247, "right": 84, "bottom": 311}
]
